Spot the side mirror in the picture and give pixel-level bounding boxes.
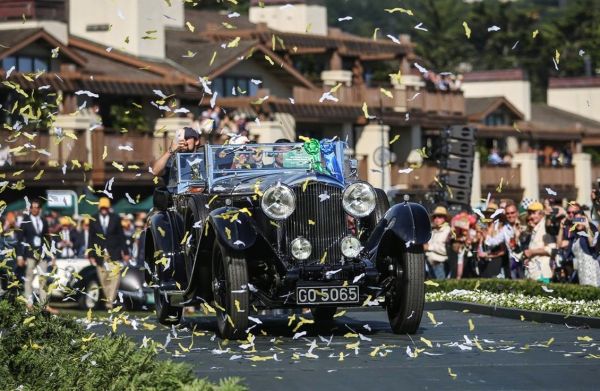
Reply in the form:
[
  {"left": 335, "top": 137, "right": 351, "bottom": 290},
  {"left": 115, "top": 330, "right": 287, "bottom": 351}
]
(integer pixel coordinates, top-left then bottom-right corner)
[{"left": 153, "top": 187, "right": 171, "bottom": 211}]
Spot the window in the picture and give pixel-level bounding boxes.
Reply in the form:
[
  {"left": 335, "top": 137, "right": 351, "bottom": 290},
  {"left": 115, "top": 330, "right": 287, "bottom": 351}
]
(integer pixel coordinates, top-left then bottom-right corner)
[
  {"left": 213, "top": 76, "right": 262, "bottom": 97},
  {"left": 2, "top": 55, "right": 49, "bottom": 72},
  {"left": 484, "top": 110, "right": 509, "bottom": 126}
]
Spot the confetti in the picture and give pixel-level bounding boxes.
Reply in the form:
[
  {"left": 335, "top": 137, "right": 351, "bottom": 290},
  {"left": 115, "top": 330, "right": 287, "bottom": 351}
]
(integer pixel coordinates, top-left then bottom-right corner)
[{"left": 462, "top": 21, "right": 471, "bottom": 39}]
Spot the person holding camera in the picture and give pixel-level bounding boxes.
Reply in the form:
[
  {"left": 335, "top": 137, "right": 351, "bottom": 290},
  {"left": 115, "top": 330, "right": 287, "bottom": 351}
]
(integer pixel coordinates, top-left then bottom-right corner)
[
  {"left": 555, "top": 203, "right": 582, "bottom": 281},
  {"left": 562, "top": 212, "right": 600, "bottom": 287}
]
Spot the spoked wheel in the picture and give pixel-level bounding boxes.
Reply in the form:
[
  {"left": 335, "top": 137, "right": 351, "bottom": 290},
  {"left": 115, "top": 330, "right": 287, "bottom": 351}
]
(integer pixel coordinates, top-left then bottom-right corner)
[
  {"left": 311, "top": 306, "right": 337, "bottom": 324},
  {"left": 212, "top": 241, "right": 249, "bottom": 340},
  {"left": 387, "top": 246, "right": 425, "bottom": 334},
  {"left": 79, "top": 278, "right": 101, "bottom": 310}
]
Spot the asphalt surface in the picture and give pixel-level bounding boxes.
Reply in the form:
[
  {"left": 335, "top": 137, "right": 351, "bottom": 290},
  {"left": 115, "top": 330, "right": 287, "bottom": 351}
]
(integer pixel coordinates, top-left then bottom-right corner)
[{"left": 82, "top": 308, "right": 600, "bottom": 390}]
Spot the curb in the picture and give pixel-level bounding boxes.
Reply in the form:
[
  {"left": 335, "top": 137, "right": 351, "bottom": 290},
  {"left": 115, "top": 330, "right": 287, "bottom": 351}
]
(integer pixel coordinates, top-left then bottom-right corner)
[{"left": 424, "top": 301, "right": 600, "bottom": 328}]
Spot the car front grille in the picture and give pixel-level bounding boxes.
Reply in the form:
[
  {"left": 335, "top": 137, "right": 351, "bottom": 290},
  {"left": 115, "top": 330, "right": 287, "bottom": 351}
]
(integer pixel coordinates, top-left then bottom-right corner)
[{"left": 284, "top": 183, "right": 348, "bottom": 266}]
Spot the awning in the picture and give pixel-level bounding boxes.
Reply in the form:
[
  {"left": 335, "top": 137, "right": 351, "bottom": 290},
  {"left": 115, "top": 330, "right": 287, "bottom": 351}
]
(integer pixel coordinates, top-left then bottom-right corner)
[{"left": 113, "top": 196, "right": 153, "bottom": 214}]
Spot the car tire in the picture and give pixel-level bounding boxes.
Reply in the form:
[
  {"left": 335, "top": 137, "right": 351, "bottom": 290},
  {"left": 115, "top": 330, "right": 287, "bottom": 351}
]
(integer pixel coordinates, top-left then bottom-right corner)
[
  {"left": 387, "top": 247, "right": 425, "bottom": 334},
  {"left": 212, "top": 241, "right": 249, "bottom": 340},
  {"left": 154, "top": 288, "right": 183, "bottom": 325},
  {"left": 311, "top": 306, "right": 337, "bottom": 324},
  {"left": 79, "top": 278, "right": 101, "bottom": 310}
]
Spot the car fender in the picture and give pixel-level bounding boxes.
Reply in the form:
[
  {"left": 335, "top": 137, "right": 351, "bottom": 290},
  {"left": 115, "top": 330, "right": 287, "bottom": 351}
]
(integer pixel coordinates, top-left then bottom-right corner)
[
  {"left": 365, "top": 202, "right": 432, "bottom": 252},
  {"left": 208, "top": 207, "right": 257, "bottom": 251},
  {"left": 145, "top": 210, "right": 187, "bottom": 284}
]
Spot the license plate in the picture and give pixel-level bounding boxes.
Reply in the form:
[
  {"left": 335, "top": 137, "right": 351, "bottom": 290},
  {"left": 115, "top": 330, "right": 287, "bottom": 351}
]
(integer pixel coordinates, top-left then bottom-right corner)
[{"left": 296, "top": 286, "right": 360, "bottom": 305}]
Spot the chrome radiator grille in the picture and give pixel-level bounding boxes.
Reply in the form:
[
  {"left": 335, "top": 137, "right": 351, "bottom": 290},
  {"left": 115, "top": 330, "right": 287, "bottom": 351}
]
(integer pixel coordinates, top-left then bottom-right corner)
[{"left": 284, "top": 183, "right": 347, "bottom": 265}]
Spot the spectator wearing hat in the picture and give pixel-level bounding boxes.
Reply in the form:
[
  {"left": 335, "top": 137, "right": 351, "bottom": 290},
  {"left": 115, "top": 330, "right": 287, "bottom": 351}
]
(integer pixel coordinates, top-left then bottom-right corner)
[
  {"left": 78, "top": 217, "right": 91, "bottom": 257},
  {"left": 55, "top": 216, "right": 82, "bottom": 259},
  {"left": 87, "top": 197, "right": 130, "bottom": 309},
  {"left": 523, "top": 201, "right": 556, "bottom": 282},
  {"left": 152, "top": 127, "right": 202, "bottom": 189},
  {"left": 424, "top": 206, "right": 451, "bottom": 279}
]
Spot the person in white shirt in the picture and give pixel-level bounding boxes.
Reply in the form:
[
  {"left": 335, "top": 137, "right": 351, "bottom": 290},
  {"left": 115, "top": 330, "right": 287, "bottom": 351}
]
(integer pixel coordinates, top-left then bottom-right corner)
[{"left": 424, "top": 206, "right": 451, "bottom": 279}]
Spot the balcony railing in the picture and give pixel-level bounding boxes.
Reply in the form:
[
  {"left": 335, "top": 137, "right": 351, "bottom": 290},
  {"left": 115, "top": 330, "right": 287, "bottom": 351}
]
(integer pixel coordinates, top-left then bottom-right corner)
[
  {"left": 480, "top": 166, "right": 521, "bottom": 189},
  {"left": 390, "top": 165, "right": 439, "bottom": 189},
  {"left": 538, "top": 166, "right": 575, "bottom": 188},
  {"left": 292, "top": 85, "right": 465, "bottom": 115}
]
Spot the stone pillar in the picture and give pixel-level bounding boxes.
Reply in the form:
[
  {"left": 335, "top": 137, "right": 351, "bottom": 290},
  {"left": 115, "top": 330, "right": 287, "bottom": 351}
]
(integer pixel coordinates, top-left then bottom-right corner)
[
  {"left": 471, "top": 151, "right": 482, "bottom": 207},
  {"left": 573, "top": 153, "right": 592, "bottom": 206},
  {"left": 506, "top": 136, "right": 519, "bottom": 155},
  {"left": 247, "top": 121, "right": 287, "bottom": 143},
  {"left": 321, "top": 70, "right": 353, "bottom": 87},
  {"left": 512, "top": 152, "right": 539, "bottom": 200},
  {"left": 355, "top": 123, "right": 390, "bottom": 190}
]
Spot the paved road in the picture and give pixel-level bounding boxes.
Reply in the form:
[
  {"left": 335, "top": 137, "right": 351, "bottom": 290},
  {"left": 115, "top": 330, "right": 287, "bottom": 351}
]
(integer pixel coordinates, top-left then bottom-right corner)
[{"left": 89, "top": 308, "right": 600, "bottom": 390}]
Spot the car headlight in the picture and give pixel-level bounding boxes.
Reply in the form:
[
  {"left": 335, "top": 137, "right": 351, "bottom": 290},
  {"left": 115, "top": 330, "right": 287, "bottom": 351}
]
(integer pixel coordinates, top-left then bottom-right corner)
[
  {"left": 341, "top": 236, "right": 362, "bottom": 258},
  {"left": 291, "top": 237, "right": 312, "bottom": 260},
  {"left": 342, "top": 182, "right": 376, "bottom": 218},
  {"left": 261, "top": 184, "right": 296, "bottom": 220}
]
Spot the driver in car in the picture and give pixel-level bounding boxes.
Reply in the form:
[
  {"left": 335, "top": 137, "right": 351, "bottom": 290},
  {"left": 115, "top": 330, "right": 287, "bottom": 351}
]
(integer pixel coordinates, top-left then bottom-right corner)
[{"left": 152, "top": 127, "right": 202, "bottom": 185}]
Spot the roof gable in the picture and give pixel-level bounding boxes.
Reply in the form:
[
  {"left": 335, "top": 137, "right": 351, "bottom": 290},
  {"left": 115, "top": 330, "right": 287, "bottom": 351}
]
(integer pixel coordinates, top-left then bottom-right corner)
[{"left": 466, "top": 96, "right": 524, "bottom": 122}]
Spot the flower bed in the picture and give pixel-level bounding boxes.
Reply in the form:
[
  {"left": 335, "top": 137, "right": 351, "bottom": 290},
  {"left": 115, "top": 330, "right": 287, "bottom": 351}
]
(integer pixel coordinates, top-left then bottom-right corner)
[
  {"left": 425, "top": 278, "right": 600, "bottom": 302},
  {"left": 426, "top": 289, "right": 600, "bottom": 318}
]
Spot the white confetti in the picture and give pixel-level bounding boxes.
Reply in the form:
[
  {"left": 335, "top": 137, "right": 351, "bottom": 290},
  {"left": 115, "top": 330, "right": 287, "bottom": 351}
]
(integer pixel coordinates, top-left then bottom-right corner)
[
  {"left": 488, "top": 25, "right": 501, "bottom": 32},
  {"left": 541, "top": 285, "right": 554, "bottom": 293},
  {"left": 406, "top": 346, "right": 417, "bottom": 358},
  {"left": 338, "top": 16, "right": 353, "bottom": 21},
  {"left": 75, "top": 90, "right": 99, "bottom": 98},
  {"left": 414, "top": 22, "right": 428, "bottom": 31},
  {"left": 5, "top": 65, "right": 15, "bottom": 78},
  {"left": 250, "top": 79, "right": 262, "bottom": 85},
  {"left": 545, "top": 187, "right": 557, "bottom": 196},
  {"left": 199, "top": 77, "right": 212, "bottom": 95},
  {"left": 398, "top": 168, "right": 413, "bottom": 174},
  {"left": 293, "top": 331, "right": 307, "bottom": 340},
  {"left": 118, "top": 145, "right": 133, "bottom": 151},
  {"left": 248, "top": 316, "right": 262, "bottom": 324},
  {"left": 280, "top": 4, "right": 294, "bottom": 10},
  {"left": 125, "top": 193, "right": 137, "bottom": 204},
  {"left": 386, "top": 34, "right": 401, "bottom": 44},
  {"left": 174, "top": 107, "right": 190, "bottom": 114},
  {"left": 414, "top": 62, "right": 428, "bottom": 74},
  {"left": 352, "top": 273, "right": 365, "bottom": 283},
  {"left": 579, "top": 49, "right": 585, "bottom": 56},
  {"left": 210, "top": 91, "right": 218, "bottom": 108},
  {"left": 490, "top": 208, "right": 505, "bottom": 219},
  {"left": 227, "top": 12, "right": 240, "bottom": 18},
  {"left": 318, "top": 191, "right": 330, "bottom": 202},
  {"left": 319, "top": 91, "right": 339, "bottom": 103},
  {"left": 153, "top": 89, "right": 167, "bottom": 99},
  {"left": 407, "top": 92, "right": 421, "bottom": 101},
  {"left": 289, "top": 97, "right": 295, "bottom": 104}
]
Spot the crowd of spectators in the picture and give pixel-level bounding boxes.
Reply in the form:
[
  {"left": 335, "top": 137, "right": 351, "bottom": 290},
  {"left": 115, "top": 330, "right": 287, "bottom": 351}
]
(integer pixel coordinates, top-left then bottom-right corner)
[
  {"left": 185, "top": 107, "right": 268, "bottom": 145},
  {"left": 487, "top": 146, "right": 573, "bottom": 167},
  {"left": 425, "top": 195, "right": 600, "bottom": 287},
  {"left": 422, "top": 71, "right": 463, "bottom": 92}
]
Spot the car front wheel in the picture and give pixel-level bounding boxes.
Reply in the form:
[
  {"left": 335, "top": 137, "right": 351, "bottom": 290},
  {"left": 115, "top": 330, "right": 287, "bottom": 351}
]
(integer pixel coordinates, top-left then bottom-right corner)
[
  {"left": 311, "top": 306, "right": 337, "bottom": 324},
  {"left": 212, "top": 241, "right": 249, "bottom": 340},
  {"left": 386, "top": 246, "right": 425, "bottom": 334}
]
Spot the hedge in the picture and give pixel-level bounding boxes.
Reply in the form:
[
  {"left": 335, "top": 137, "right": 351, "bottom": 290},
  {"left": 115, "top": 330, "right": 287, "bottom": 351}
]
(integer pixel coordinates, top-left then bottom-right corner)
[
  {"left": 0, "top": 300, "right": 246, "bottom": 391},
  {"left": 425, "top": 278, "right": 600, "bottom": 302}
]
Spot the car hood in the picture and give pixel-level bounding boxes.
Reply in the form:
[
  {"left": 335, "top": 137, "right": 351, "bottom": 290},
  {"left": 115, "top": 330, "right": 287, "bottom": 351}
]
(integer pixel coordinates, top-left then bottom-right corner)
[{"left": 210, "top": 171, "right": 345, "bottom": 194}]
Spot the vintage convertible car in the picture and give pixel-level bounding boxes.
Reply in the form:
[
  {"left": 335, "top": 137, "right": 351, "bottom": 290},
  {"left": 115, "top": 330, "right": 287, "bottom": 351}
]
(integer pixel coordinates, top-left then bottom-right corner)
[{"left": 145, "top": 139, "right": 431, "bottom": 339}]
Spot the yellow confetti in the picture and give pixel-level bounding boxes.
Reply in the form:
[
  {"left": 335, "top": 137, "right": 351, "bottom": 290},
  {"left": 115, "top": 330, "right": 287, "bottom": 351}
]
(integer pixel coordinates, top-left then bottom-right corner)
[
  {"left": 186, "top": 21, "right": 195, "bottom": 32},
  {"left": 121, "top": 266, "right": 129, "bottom": 278},
  {"left": 362, "top": 295, "right": 373, "bottom": 306},
  {"left": 496, "top": 177, "right": 504, "bottom": 193},
  {"left": 448, "top": 367, "right": 457, "bottom": 379},
  {"left": 264, "top": 55, "right": 274, "bottom": 66},
  {"left": 344, "top": 332, "right": 358, "bottom": 338},
  {"left": 235, "top": 299, "right": 241, "bottom": 312},
  {"left": 112, "top": 161, "right": 124, "bottom": 171},
  {"left": 578, "top": 336, "right": 593, "bottom": 342},
  {"left": 380, "top": 88, "right": 393, "bottom": 99},
  {"left": 389, "top": 135, "right": 400, "bottom": 145},
  {"left": 23, "top": 316, "right": 35, "bottom": 325},
  {"left": 554, "top": 49, "right": 560, "bottom": 64},
  {"left": 86, "top": 308, "right": 92, "bottom": 322},
  {"left": 33, "top": 170, "right": 44, "bottom": 180},
  {"left": 227, "top": 37, "right": 241, "bottom": 48},
  {"left": 338, "top": 352, "right": 345, "bottom": 361},
  {"left": 545, "top": 337, "right": 555, "bottom": 347},
  {"left": 302, "top": 178, "right": 310, "bottom": 192},
  {"left": 320, "top": 251, "right": 327, "bottom": 264},
  {"left": 424, "top": 280, "right": 439, "bottom": 287},
  {"left": 372, "top": 27, "right": 380, "bottom": 40},
  {"left": 157, "top": 226, "right": 166, "bottom": 237},
  {"left": 361, "top": 102, "right": 370, "bottom": 119},
  {"left": 226, "top": 314, "right": 235, "bottom": 328},
  {"left": 308, "top": 219, "right": 316, "bottom": 225},
  {"left": 420, "top": 337, "right": 433, "bottom": 348},
  {"left": 287, "top": 313, "right": 296, "bottom": 327},
  {"left": 369, "top": 346, "right": 381, "bottom": 357},
  {"left": 384, "top": 8, "right": 414, "bottom": 15},
  {"left": 209, "top": 51, "right": 217, "bottom": 66},
  {"left": 333, "top": 310, "right": 346, "bottom": 318},
  {"left": 427, "top": 311, "right": 438, "bottom": 325},
  {"left": 225, "top": 226, "right": 231, "bottom": 240},
  {"left": 248, "top": 355, "right": 274, "bottom": 362},
  {"left": 102, "top": 146, "right": 107, "bottom": 160},
  {"left": 345, "top": 341, "right": 360, "bottom": 349},
  {"left": 532, "top": 29, "right": 539, "bottom": 38},
  {"left": 468, "top": 319, "right": 474, "bottom": 332},
  {"left": 462, "top": 21, "right": 471, "bottom": 39}
]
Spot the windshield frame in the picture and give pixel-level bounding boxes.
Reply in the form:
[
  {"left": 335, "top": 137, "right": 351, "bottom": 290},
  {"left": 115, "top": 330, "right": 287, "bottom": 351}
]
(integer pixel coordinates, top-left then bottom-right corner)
[
  {"left": 205, "top": 141, "right": 346, "bottom": 190},
  {"left": 174, "top": 151, "right": 207, "bottom": 193}
]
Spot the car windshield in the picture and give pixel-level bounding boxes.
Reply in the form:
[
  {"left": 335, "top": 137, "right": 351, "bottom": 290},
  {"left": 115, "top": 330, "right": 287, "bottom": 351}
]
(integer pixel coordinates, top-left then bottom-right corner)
[
  {"left": 207, "top": 141, "right": 345, "bottom": 186},
  {"left": 177, "top": 152, "right": 206, "bottom": 183}
]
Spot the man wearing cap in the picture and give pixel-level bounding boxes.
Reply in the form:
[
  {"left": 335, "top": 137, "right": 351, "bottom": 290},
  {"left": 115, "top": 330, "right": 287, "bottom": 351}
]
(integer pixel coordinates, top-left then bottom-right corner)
[
  {"left": 424, "top": 205, "right": 451, "bottom": 279},
  {"left": 87, "top": 197, "right": 130, "bottom": 309},
  {"left": 152, "top": 127, "right": 202, "bottom": 188},
  {"left": 523, "top": 201, "right": 556, "bottom": 282},
  {"left": 55, "top": 216, "right": 82, "bottom": 259}
]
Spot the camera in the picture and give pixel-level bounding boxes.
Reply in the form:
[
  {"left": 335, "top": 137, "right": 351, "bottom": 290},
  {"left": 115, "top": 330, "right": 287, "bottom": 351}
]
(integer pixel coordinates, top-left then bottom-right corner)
[{"left": 546, "top": 207, "right": 565, "bottom": 236}]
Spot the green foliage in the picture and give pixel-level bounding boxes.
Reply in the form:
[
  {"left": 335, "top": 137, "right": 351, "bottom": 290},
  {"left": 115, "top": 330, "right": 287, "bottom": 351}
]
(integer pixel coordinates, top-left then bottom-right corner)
[
  {"left": 0, "top": 301, "right": 246, "bottom": 391},
  {"left": 325, "top": 0, "right": 600, "bottom": 102},
  {"left": 425, "top": 278, "right": 600, "bottom": 302},
  {"left": 109, "top": 104, "right": 149, "bottom": 132}
]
